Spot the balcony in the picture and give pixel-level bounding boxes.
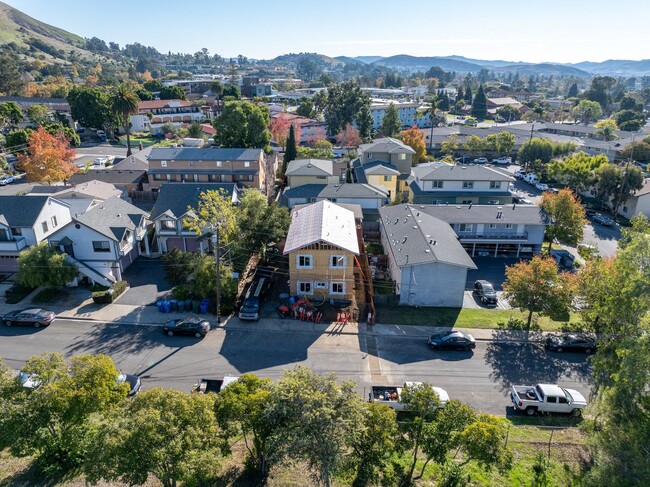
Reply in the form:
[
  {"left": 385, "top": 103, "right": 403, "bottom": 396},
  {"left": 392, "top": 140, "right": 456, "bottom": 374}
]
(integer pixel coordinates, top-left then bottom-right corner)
[
  {"left": 458, "top": 232, "right": 528, "bottom": 242},
  {"left": 0, "top": 237, "right": 27, "bottom": 252}
]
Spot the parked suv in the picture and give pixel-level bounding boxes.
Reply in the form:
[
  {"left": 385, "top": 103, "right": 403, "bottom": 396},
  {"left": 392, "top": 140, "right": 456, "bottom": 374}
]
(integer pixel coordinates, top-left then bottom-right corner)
[{"left": 473, "top": 280, "right": 498, "bottom": 305}]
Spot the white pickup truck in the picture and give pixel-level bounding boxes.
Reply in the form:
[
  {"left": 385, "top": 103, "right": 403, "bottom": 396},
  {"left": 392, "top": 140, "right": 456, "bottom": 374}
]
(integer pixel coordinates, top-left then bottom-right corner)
[
  {"left": 511, "top": 383, "right": 587, "bottom": 416},
  {"left": 369, "top": 382, "right": 449, "bottom": 411}
]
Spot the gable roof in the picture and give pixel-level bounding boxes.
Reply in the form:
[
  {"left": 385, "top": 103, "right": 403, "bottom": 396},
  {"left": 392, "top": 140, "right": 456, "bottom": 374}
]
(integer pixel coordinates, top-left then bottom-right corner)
[
  {"left": 72, "top": 197, "right": 149, "bottom": 241},
  {"left": 413, "top": 163, "right": 515, "bottom": 182},
  {"left": 67, "top": 170, "right": 145, "bottom": 186},
  {"left": 112, "top": 147, "right": 151, "bottom": 171},
  {"left": 359, "top": 137, "right": 416, "bottom": 155},
  {"left": 29, "top": 180, "right": 122, "bottom": 201},
  {"left": 0, "top": 196, "right": 66, "bottom": 227},
  {"left": 416, "top": 204, "right": 548, "bottom": 225},
  {"left": 284, "top": 200, "right": 359, "bottom": 255},
  {"left": 148, "top": 147, "right": 263, "bottom": 162},
  {"left": 363, "top": 161, "right": 401, "bottom": 176},
  {"left": 319, "top": 183, "right": 389, "bottom": 199},
  {"left": 150, "top": 183, "right": 239, "bottom": 220},
  {"left": 285, "top": 159, "right": 333, "bottom": 177},
  {"left": 380, "top": 205, "right": 476, "bottom": 269}
]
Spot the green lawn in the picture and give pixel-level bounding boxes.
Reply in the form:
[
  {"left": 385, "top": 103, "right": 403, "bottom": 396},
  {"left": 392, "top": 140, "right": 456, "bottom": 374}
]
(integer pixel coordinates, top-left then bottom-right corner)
[{"left": 376, "top": 305, "right": 579, "bottom": 331}]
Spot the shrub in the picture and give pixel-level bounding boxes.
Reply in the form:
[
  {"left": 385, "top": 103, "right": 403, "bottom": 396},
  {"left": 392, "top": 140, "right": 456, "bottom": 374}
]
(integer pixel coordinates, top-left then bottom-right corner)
[
  {"left": 92, "top": 281, "right": 128, "bottom": 304},
  {"left": 5, "top": 284, "right": 36, "bottom": 304},
  {"left": 161, "top": 249, "right": 198, "bottom": 285},
  {"left": 32, "top": 287, "right": 60, "bottom": 303},
  {"left": 172, "top": 285, "right": 192, "bottom": 301}
]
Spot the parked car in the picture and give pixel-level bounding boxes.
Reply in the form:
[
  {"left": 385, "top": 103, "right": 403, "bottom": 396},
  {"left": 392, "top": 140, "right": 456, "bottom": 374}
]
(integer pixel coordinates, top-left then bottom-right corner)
[
  {"left": 2, "top": 308, "right": 56, "bottom": 328},
  {"left": 524, "top": 173, "right": 539, "bottom": 185},
  {"left": 163, "top": 317, "right": 210, "bottom": 337},
  {"left": 535, "top": 182, "right": 549, "bottom": 191},
  {"left": 513, "top": 195, "right": 533, "bottom": 204},
  {"left": 492, "top": 157, "right": 511, "bottom": 165},
  {"left": 456, "top": 156, "right": 472, "bottom": 164},
  {"left": 96, "top": 130, "right": 107, "bottom": 142},
  {"left": 474, "top": 157, "right": 488, "bottom": 164},
  {"left": 117, "top": 372, "right": 142, "bottom": 396},
  {"left": 584, "top": 208, "right": 597, "bottom": 217},
  {"left": 545, "top": 334, "right": 596, "bottom": 354},
  {"left": 514, "top": 170, "right": 527, "bottom": 179},
  {"left": 511, "top": 383, "right": 587, "bottom": 416},
  {"left": 473, "top": 280, "right": 498, "bottom": 305},
  {"left": 0, "top": 174, "right": 15, "bottom": 185},
  {"left": 428, "top": 331, "right": 476, "bottom": 351},
  {"left": 592, "top": 214, "right": 614, "bottom": 226}
]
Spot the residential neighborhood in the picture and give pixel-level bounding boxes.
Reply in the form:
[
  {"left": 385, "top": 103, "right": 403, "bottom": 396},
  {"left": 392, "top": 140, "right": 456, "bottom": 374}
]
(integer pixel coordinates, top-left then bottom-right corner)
[{"left": 0, "top": 0, "right": 649, "bottom": 485}]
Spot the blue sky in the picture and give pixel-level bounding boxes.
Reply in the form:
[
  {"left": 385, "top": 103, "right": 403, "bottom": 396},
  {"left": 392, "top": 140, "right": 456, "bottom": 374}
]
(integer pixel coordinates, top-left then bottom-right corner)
[{"left": 4, "top": 0, "right": 649, "bottom": 63}]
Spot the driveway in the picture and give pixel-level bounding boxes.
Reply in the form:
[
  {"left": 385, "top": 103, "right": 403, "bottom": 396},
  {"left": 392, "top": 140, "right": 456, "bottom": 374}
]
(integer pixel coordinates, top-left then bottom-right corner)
[
  {"left": 118, "top": 257, "right": 172, "bottom": 306},
  {"left": 463, "top": 256, "right": 522, "bottom": 310}
]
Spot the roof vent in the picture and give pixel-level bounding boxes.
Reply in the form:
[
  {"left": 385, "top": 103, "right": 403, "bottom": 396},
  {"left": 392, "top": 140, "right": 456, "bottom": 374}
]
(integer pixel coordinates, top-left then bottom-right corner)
[
  {"left": 403, "top": 236, "right": 408, "bottom": 243},
  {"left": 456, "top": 205, "right": 461, "bottom": 209},
  {"left": 496, "top": 211, "right": 503, "bottom": 220},
  {"left": 425, "top": 249, "right": 431, "bottom": 253},
  {"left": 413, "top": 226, "right": 417, "bottom": 229}
]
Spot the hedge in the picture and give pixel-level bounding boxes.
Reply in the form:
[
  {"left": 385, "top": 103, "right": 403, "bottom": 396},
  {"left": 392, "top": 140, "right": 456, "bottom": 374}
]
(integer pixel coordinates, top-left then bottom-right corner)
[{"left": 92, "top": 280, "right": 128, "bottom": 304}]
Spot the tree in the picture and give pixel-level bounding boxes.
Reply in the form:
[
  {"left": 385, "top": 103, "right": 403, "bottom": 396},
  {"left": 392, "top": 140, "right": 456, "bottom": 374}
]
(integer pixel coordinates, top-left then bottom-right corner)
[
  {"left": 210, "top": 80, "right": 224, "bottom": 98},
  {"left": 186, "top": 121, "right": 203, "bottom": 139},
  {"left": 463, "top": 134, "right": 485, "bottom": 158},
  {"left": 26, "top": 104, "right": 51, "bottom": 126},
  {"left": 0, "top": 101, "right": 23, "bottom": 129},
  {"left": 270, "top": 367, "right": 363, "bottom": 487},
  {"left": 621, "top": 139, "right": 650, "bottom": 163},
  {"left": 282, "top": 123, "right": 298, "bottom": 174},
  {"left": 134, "top": 87, "right": 153, "bottom": 101},
  {"left": 222, "top": 84, "right": 241, "bottom": 99},
  {"left": 571, "top": 99, "right": 603, "bottom": 126},
  {"left": 441, "top": 134, "right": 459, "bottom": 157},
  {"left": 567, "top": 82, "right": 578, "bottom": 98},
  {"left": 270, "top": 116, "right": 292, "bottom": 149},
  {"left": 66, "top": 86, "right": 111, "bottom": 129},
  {"left": 43, "top": 122, "right": 80, "bottom": 147},
  {"left": 161, "top": 248, "right": 198, "bottom": 285},
  {"left": 184, "top": 189, "right": 238, "bottom": 246},
  {"left": 357, "top": 102, "right": 373, "bottom": 141},
  {"left": 3, "top": 353, "right": 128, "bottom": 475},
  {"left": 335, "top": 124, "right": 362, "bottom": 147},
  {"left": 347, "top": 402, "right": 399, "bottom": 487},
  {"left": 593, "top": 163, "right": 621, "bottom": 209},
  {"left": 0, "top": 55, "right": 25, "bottom": 95},
  {"left": 458, "top": 414, "right": 511, "bottom": 469},
  {"left": 296, "top": 97, "right": 316, "bottom": 118},
  {"left": 503, "top": 256, "right": 576, "bottom": 330},
  {"left": 18, "top": 127, "right": 77, "bottom": 184},
  {"left": 16, "top": 242, "right": 77, "bottom": 288},
  {"left": 324, "top": 80, "right": 371, "bottom": 136},
  {"left": 400, "top": 382, "right": 443, "bottom": 485},
  {"left": 539, "top": 189, "right": 587, "bottom": 252},
  {"left": 109, "top": 84, "right": 140, "bottom": 157},
  {"left": 594, "top": 118, "right": 618, "bottom": 140},
  {"left": 584, "top": 76, "right": 616, "bottom": 108},
  {"left": 214, "top": 374, "right": 276, "bottom": 477},
  {"left": 486, "top": 131, "right": 515, "bottom": 157},
  {"left": 85, "top": 388, "right": 220, "bottom": 487},
  {"left": 422, "top": 96, "right": 439, "bottom": 152},
  {"left": 610, "top": 163, "right": 644, "bottom": 217},
  {"left": 548, "top": 152, "right": 608, "bottom": 193},
  {"left": 237, "top": 189, "right": 290, "bottom": 254},
  {"left": 158, "top": 85, "right": 187, "bottom": 100},
  {"left": 471, "top": 84, "right": 487, "bottom": 119},
  {"left": 214, "top": 101, "right": 271, "bottom": 150},
  {"left": 380, "top": 103, "right": 402, "bottom": 137},
  {"left": 517, "top": 138, "right": 554, "bottom": 165},
  {"left": 615, "top": 109, "right": 646, "bottom": 132},
  {"left": 5, "top": 128, "right": 32, "bottom": 152},
  {"left": 401, "top": 126, "right": 426, "bottom": 164},
  {"left": 496, "top": 104, "right": 520, "bottom": 122},
  {"left": 143, "top": 79, "right": 164, "bottom": 92}
]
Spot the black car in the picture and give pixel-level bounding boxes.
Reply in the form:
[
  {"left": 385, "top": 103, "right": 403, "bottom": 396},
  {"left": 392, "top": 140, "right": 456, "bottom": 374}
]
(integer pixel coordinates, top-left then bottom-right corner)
[
  {"left": 163, "top": 317, "right": 210, "bottom": 337},
  {"left": 545, "top": 334, "right": 596, "bottom": 354},
  {"left": 428, "top": 331, "right": 476, "bottom": 351},
  {"left": 474, "top": 280, "right": 498, "bottom": 305},
  {"left": 117, "top": 372, "right": 142, "bottom": 396},
  {"left": 3, "top": 308, "right": 56, "bottom": 328}
]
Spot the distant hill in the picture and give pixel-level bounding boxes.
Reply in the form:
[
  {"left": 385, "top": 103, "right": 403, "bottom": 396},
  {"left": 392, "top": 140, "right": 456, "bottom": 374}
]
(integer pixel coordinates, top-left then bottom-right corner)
[
  {"left": 334, "top": 55, "right": 365, "bottom": 65},
  {"left": 439, "top": 55, "right": 528, "bottom": 68},
  {"left": 492, "top": 63, "right": 591, "bottom": 77},
  {"left": 370, "top": 55, "right": 484, "bottom": 72},
  {"left": 351, "top": 56, "right": 385, "bottom": 64},
  {"left": 571, "top": 59, "right": 650, "bottom": 76},
  {"left": 272, "top": 52, "right": 344, "bottom": 66}
]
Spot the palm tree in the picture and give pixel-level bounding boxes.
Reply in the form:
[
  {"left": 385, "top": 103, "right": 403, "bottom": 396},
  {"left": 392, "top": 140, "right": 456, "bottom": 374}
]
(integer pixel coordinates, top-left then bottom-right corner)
[
  {"left": 422, "top": 95, "right": 439, "bottom": 154},
  {"left": 109, "top": 84, "right": 140, "bottom": 156}
]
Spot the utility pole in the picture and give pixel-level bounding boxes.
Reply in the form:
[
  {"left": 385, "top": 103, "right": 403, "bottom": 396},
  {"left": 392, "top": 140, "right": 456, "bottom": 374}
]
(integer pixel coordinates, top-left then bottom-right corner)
[{"left": 211, "top": 226, "right": 220, "bottom": 324}]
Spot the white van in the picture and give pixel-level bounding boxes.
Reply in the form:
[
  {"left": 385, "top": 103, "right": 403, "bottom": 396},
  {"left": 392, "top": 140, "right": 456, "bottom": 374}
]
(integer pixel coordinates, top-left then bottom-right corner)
[{"left": 524, "top": 173, "right": 539, "bottom": 185}]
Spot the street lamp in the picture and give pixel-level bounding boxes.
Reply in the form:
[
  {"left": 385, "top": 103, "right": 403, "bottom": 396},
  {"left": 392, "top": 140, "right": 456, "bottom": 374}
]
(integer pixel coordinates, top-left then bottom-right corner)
[{"left": 211, "top": 231, "right": 220, "bottom": 324}]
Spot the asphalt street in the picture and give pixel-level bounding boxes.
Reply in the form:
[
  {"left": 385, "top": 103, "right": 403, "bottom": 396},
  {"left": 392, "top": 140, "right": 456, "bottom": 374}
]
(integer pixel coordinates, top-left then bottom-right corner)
[{"left": 0, "top": 319, "right": 592, "bottom": 415}]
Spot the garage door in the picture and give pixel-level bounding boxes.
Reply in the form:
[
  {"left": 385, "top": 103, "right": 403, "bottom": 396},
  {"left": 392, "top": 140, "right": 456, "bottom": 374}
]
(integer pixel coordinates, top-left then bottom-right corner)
[
  {"left": 119, "top": 245, "right": 139, "bottom": 272},
  {"left": 0, "top": 255, "right": 18, "bottom": 273},
  {"left": 165, "top": 238, "right": 184, "bottom": 252}
]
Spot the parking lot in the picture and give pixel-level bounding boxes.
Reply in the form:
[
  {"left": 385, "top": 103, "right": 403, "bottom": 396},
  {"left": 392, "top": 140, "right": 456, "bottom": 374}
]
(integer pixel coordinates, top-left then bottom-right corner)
[{"left": 463, "top": 256, "right": 523, "bottom": 309}]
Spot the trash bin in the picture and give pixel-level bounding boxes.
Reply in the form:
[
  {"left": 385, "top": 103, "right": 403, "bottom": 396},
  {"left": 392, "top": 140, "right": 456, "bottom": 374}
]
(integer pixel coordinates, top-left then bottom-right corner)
[
  {"left": 156, "top": 301, "right": 164, "bottom": 313},
  {"left": 192, "top": 300, "right": 200, "bottom": 313},
  {"left": 169, "top": 299, "right": 178, "bottom": 312},
  {"left": 199, "top": 298, "right": 209, "bottom": 314},
  {"left": 162, "top": 300, "right": 171, "bottom": 313},
  {"left": 177, "top": 300, "right": 185, "bottom": 312}
]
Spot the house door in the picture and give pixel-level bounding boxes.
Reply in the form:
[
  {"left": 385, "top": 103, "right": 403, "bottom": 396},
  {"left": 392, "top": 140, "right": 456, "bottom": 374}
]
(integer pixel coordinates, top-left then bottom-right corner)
[{"left": 64, "top": 243, "right": 75, "bottom": 258}]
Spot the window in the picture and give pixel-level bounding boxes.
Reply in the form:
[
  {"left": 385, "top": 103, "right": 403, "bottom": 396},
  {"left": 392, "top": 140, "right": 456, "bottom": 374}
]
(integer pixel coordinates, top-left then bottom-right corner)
[
  {"left": 367, "top": 152, "right": 372, "bottom": 159},
  {"left": 93, "top": 241, "right": 111, "bottom": 252},
  {"left": 216, "top": 161, "right": 222, "bottom": 167},
  {"left": 161, "top": 220, "right": 176, "bottom": 230},
  {"left": 461, "top": 200, "right": 473, "bottom": 205},
  {"left": 244, "top": 161, "right": 250, "bottom": 167},
  {"left": 297, "top": 254, "right": 312, "bottom": 269},
  {"left": 330, "top": 281, "right": 345, "bottom": 294},
  {"left": 399, "top": 153, "right": 406, "bottom": 160},
  {"left": 459, "top": 224, "right": 473, "bottom": 232},
  {"left": 505, "top": 223, "right": 513, "bottom": 229},
  {"left": 314, "top": 281, "right": 328, "bottom": 289},
  {"left": 11, "top": 227, "right": 22, "bottom": 236},
  {"left": 50, "top": 216, "right": 58, "bottom": 228},
  {"left": 432, "top": 180, "right": 443, "bottom": 188},
  {"left": 298, "top": 281, "right": 312, "bottom": 295},
  {"left": 383, "top": 175, "right": 393, "bottom": 182},
  {"left": 166, "top": 174, "right": 172, "bottom": 181},
  {"left": 623, "top": 206, "right": 628, "bottom": 213},
  {"left": 189, "top": 161, "right": 195, "bottom": 167},
  {"left": 330, "top": 255, "right": 346, "bottom": 268},
  {"left": 41, "top": 221, "right": 48, "bottom": 233},
  {"left": 193, "top": 174, "right": 199, "bottom": 182},
  {"left": 153, "top": 173, "right": 165, "bottom": 181},
  {"left": 462, "top": 181, "right": 474, "bottom": 189},
  {"left": 490, "top": 181, "right": 501, "bottom": 189},
  {"left": 161, "top": 161, "right": 167, "bottom": 167},
  {"left": 558, "top": 396, "right": 568, "bottom": 404},
  {"left": 489, "top": 223, "right": 497, "bottom": 229},
  {"left": 547, "top": 397, "right": 557, "bottom": 404}
]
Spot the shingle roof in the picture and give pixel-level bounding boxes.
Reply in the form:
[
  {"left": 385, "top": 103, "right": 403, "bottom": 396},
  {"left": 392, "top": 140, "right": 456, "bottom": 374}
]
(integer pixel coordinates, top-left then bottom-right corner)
[
  {"left": 380, "top": 205, "right": 476, "bottom": 269},
  {"left": 148, "top": 147, "right": 263, "bottom": 162},
  {"left": 281, "top": 184, "right": 324, "bottom": 200},
  {"left": 0, "top": 196, "right": 64, "bottom": 227},
  {"left": 359, "top": 137, "right": 416, "bottom": 155},
  {"left": 73, "top": 197, "right": 149, "bottom": 241},
  {"left": 415, "top": 204, "right": 548, "bottom": 225},
  {"left": 363, "top": 161, "right": 401, "bottom": 176},
  {"left": 413, "top": 163, "right": 515, "bottom": 182},
  {"left": 151, "top": 183, "right": 239, "bottom": 220},
  {"left": 67, "top": 170, "right": 145, "bottom": 185},
  {"left": 29, "top": 180, "right": 122, "bottom": 201},
  {"left": 285, "top": 159, "right": 333, "bottom": 177},
  {"left": 318, "top": 183, "right": 388, "bottom": 199},
  {"left": 284, "top": 200, "right": 359, "bottom": 255},
  {"left": 292, "top": 202, "right": 363, "bottom": 221}
]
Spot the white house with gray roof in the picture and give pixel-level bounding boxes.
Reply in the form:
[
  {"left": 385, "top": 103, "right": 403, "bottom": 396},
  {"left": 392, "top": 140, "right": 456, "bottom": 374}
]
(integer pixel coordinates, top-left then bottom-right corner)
[
  {"left": 409, "top": 162, "right": 515, "bottom": 205},
  {"left": 0, "top": 196, "right": 72, "bottom": 273},
  {"left": 47, "top": 197, "right": 151, "bottom": 286},
  {"left": 285, "top": 159, "right": 340, "bottom": 188},
  {"left": 380, "top": 205, "right": 476, "bottom": 307}
]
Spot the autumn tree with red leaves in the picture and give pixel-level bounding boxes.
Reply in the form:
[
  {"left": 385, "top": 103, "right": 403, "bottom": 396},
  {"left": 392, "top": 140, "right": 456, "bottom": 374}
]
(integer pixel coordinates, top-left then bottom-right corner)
[
  {"left": 18, "top": 126, "right": 77, "bottom": 184},
  {"left": 304, "top": 126, "right": 327, "bottom": 146},
  {"left": 401, "top": 126, "right": 427, "bottom": 164},
  {"left": 335, "top": 124, "right": 362, "bottom": 147},
  {"left": 270, "top": 116, "right": 291, "bottom": 149}
]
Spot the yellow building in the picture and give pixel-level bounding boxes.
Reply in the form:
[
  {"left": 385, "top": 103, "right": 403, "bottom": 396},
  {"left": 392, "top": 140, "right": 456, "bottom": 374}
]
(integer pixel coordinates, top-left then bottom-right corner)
[
  {"left": 363, "top": 162, "right": 401, "bottom": 202},
  {"left": 283, "top": 200, "right": 360, "bottom": 300}
]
